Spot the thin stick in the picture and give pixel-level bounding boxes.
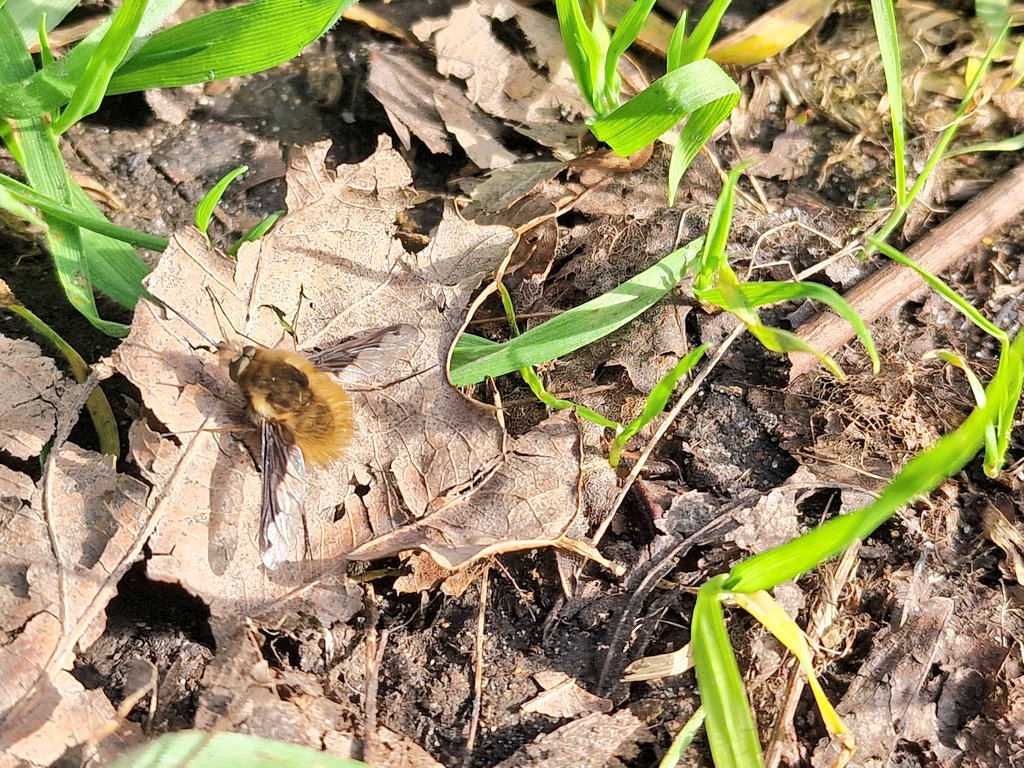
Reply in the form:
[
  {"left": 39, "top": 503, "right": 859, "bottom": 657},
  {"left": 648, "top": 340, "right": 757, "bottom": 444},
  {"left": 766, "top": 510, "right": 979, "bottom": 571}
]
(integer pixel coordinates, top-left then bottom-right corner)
[
  {"left": 589, "top": 322, "right": 747, "bottom": 549},
  {"left": 463, "top": 566, "right": 490, "bottom": 763},
  {"left": 791, "top": 160, "right": 1024, "bottom": 380}
]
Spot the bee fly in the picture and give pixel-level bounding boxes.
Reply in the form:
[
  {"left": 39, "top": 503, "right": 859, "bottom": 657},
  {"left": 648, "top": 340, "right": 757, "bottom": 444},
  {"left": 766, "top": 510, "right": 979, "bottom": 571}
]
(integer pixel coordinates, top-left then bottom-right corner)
[{"left": 157, "top": 298, "right": 417, "bottom": 570}]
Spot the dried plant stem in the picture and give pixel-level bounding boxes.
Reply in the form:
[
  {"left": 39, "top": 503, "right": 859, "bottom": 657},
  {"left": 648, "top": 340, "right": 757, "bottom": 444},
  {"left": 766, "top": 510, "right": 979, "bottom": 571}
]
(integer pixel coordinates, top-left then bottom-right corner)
[{"left": 791, "top": 160, "right": 1024, "bottom": 380}]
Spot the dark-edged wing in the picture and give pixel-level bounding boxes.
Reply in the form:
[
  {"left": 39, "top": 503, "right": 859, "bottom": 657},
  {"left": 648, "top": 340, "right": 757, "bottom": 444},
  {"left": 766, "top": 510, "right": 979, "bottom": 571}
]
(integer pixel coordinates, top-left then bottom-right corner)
[
  {"left": 307, "top": 324, "right": 418, "bottom": 380},
  {"left": 259, "top": 420, "right": 306, "bottom": 570}
]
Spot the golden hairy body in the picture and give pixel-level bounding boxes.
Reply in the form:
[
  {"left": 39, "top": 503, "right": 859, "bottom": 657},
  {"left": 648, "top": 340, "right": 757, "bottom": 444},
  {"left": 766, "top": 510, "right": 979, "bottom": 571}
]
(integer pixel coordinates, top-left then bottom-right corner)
[{"left": 220, "top": 344, "right": 353, "bottom": 466}]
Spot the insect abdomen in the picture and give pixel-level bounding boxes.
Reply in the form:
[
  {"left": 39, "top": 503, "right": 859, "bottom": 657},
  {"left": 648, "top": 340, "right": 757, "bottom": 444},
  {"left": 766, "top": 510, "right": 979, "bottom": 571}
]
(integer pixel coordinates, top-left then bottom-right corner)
[{"left": 291, "top": 368, "right": 353, "bottom": 465}]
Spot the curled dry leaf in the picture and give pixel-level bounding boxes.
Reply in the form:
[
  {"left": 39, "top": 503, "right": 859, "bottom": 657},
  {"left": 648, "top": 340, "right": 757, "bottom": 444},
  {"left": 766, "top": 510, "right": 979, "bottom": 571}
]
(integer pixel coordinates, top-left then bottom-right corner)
[
  {"left": 115, "top": 137, "right": 613, "bottom": 608},
  {"left": 0, "top": 334, "right": 67, "bottom": 460},
  {"left": 412, "top": 0, "right": 588, "bottom": 151}
]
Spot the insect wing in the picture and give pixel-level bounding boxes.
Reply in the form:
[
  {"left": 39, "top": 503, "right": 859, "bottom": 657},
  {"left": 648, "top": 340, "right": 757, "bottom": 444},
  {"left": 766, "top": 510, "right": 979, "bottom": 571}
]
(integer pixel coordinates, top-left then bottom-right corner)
[
  {"left": 259, "top": 420, "right": 307, "bottom": 570},
  {"left": 307, "top": 324, "right": 418, "bottom": 381}
]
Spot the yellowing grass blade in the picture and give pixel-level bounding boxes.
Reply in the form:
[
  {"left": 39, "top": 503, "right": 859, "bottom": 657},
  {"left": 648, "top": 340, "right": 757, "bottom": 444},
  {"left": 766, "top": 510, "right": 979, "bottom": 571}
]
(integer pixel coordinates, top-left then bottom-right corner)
[
  {"left": 709, "top": 0, "right": 835, "bottom": 66},
  {"left": 730, "top": 590, "right": 853, "bottom": 756}
]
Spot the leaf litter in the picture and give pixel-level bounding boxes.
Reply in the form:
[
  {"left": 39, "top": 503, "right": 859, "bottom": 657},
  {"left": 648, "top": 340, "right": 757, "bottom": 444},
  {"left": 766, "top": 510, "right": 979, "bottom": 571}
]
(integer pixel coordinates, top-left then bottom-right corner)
[
  {"left": 5, "top": 3, "right": 1023, "bottom": 765},
  {"left": 113, "top": 138, "right": 617, "bottom": 617}
]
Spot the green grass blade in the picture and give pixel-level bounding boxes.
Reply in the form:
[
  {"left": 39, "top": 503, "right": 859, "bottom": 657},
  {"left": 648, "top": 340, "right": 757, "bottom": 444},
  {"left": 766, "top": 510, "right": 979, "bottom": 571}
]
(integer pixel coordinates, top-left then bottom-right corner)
[
  {"left": 450, "top": 238, "right": 703, "bottom": 386},
  {"left": 869, "top": 0, "right": 906, "bottom": 205},
  {"left": 8, "top": 0, "right": 80, "bottom": 48},
  {"left": 107, "top": 0, "right": 355, "bottom": 94},
  {"left": 0, "top": 0, "right": 185, "bottom": 119},
  {"left": 667, "top": 92, "right": 738, "bottom": 204},
  {"left": 676, "top": 0, "right": 732, "bottom": 65},
  {"left": 700, "top": 280, "right": 880, "bottom": 373},
  {"left": 658, "top": 705, "right": 705, "bottom": 768},
  {"left": 52, "top": 0, "right": 147, "bottom": 133},
  {"left": 929, "top": 350, "right": 999, "bottom": 473},
  {"left": 195, "top": 165, "right": 248, "bottom": 238},
  {"left": 724, "top": 330, "right": 1024, "bottom": 593},
  {"left": 0, "top": 4, "right": 37, "bottom": 83},
  {"left": 229, "top": 209, "right": 284, "bottom": 256},
  {"left": 0, "top": 172, "right": 168, "bottom": 250},
  {"left": 872, "top": 239, "right": 1005, "bottom": 341},
  {"left": 591, "top": 58, "right": 738, "bottom": 156},
  {"left": 12, "top": 118, "right": 130, "bottom": 335},
  {"left": 665, "top": 11, "right": 688, "bottom": 73},
  {"left": 0, "top": 183, "right": 46, "bottom": 229},
  {"left": 695, "top": 163, "right": 744, "bottom": 290},
  {"left": 38, "top": 15, "right": 54, "bottom": 68},
  {"left": 692, "top": 576, "right": 764, "bottom": 768},
  {"left": 609, "top": 344, "right": 708, "bottom": 467},
  {"left": 603, "top": 0, "right": 658, "bottom": 108},
  {"left": 110, "top": 730, "right": 368, "bottom": 768},
  {"left": 555, "top": 0, "right": 604, "bottom": 113}
]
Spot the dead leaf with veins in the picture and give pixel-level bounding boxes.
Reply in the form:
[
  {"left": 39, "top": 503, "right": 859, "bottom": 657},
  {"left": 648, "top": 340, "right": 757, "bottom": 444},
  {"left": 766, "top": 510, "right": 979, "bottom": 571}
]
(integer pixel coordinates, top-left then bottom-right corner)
[
  {"left": 0, "top": 334, "right": 68, "bottom": 460},
  {"left": 412, "top": 0, "right": 588, "bottom": 151},
  {"left": 114, "top": 137, "right": 617, "bottom": 607},
  {"left": 0, "top": 443, "right": 150, "bottom": 766}
]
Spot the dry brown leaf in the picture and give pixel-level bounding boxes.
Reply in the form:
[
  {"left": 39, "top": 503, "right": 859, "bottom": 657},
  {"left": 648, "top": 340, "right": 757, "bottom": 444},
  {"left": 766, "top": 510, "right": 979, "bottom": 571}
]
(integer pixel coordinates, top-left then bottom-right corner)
[
  {"left": 115, "top": 138, "right": 615, "bottom": 607},
  {"left": 521, "top": 671, "right": 612, "bottom": 718},
  {"left": 495, "top": 709, "right": 650, "bottom": 768},
  {"left": 348, "top": 410, "right": 586, "bottom": 572},
  {"left": 0, "top": 334, "right": 66, "bottom": 460},
  {"left": 367, "top": 49, "right": 454, "bottom": 156},
  {"left": 0, "top": 444, "right": 149, "bottom": 766},
  {"left": 412, "top": 0, "right": 588, "bottom": 151}
]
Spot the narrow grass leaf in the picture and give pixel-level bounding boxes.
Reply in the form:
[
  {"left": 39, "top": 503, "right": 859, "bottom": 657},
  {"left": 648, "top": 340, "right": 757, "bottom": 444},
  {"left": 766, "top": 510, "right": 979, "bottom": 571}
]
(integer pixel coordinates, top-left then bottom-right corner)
[
  {"left": 591, "top": 59, "right": 737, "bottom": 156},
  {"left": 869, "top": 0, "right": 906, "bottom": 205},
  {"left": 658, "top": 705, "right": 705, "bottom": 768},
  {"left": 676, "top": 0, "right": 731, "bottom": 65},
  {"left": 665, "top": 11, "right": 688, "bottom": 73},
  {"left": 928, "top": 350, "right": 998, "bottom": 473},
  {"left": 724, "top": 331, "right": 1024, "bottom": 593},
  {"left": 700, "top": 280, "right": 879, "bottom": 373},
  {"left": 872, "top": 240, "right": 1005, "bottom": 341},
  {"left": 449, "top": 238, "right": 703, "bottom": 386},
  {"left": 0, "top": 184, "right": 46, "bottom": 229},
  {"left": 0, "top": 0, "right": 185, "bottom": 119},
  {"left": 0, "top": 173, "right": 167, "bottom": 250},
  {"left": 52, "top": 0, "right": 147, "bottom": 133},
  {"left": 609, "top": 344, "right": 708, "bottom": 466},
  {"left": 107, "top": 0, "right": 354, "bottom": 94},
  {"left": 944, "top": 133, "right": 1024, "bottom": 157},
  {"left": 0, "top": 5, "right": 37, "bottom": 82},
  {"left": 667, "top": 91, "right": 737, "bottom": 204},
  {"left": 8, "top": 0, "right": 80, "bottom": 47},
  {"left": 555, "top": 0, "right": 603, "bottom": 113},
  {"left": 692, "top": 576, "right": 763, "bottom": 768},
  {"left": 38, "top": 16, "right": 54, "bottom": 68},
  {"left": 229, "top": 210, "right": 284, "bottom": 256},
  {"left": 195, "top": 165, "right": 248, "bottom": 238},
  {"left": 604, "top": 0, "right": 658, "bottom": 107},
  {"left": 519, "top": 364, "right": 620, "bottom": 430},
  {"left": 13, "top": 118, "right": 129, "bottom": 335},
  {"left": 695, "top": 164, "right": 744, "bottom": 291},
  {"left": 110, "top": 730, "right": 368, "bottom": 768}
]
